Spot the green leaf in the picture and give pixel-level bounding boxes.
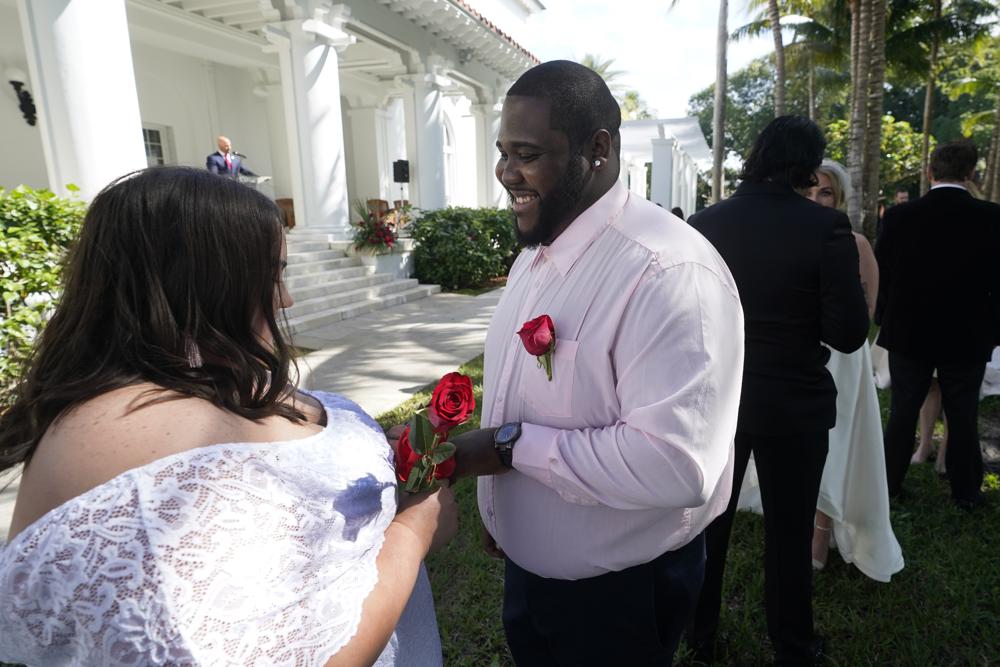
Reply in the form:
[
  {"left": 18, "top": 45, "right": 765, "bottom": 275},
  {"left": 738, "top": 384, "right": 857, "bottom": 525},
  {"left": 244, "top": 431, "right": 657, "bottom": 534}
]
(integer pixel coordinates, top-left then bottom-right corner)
[
  {"left": 428, "top": 441, "right": 456, "bottom": 464},
  {"left": 410, "top": 411, "right": 433, "bottom": 455}
]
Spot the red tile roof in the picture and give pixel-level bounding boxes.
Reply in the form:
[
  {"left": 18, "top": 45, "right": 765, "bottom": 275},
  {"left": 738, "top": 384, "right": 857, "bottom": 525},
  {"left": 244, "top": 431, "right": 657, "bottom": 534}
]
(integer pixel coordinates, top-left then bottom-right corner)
[{"left": 449, "top": 0, "right": 541, "bottom": 65}]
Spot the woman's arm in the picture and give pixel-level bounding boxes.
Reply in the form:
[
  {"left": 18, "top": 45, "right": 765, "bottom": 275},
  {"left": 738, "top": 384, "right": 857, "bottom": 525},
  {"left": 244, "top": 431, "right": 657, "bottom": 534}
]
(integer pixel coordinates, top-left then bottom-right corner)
[
  {"left": 853, "top": 232, "right": 879, "bottom": 321},
  {"left": 324, "top": 485, "right": 458, "bottom": 667}
]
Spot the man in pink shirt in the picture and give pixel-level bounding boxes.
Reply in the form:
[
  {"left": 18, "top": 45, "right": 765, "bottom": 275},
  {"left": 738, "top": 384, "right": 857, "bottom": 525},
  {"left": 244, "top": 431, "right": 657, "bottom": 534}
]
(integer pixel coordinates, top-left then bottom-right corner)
[{"left": 451, "top": 61, "right": 745, "bottom": 665}]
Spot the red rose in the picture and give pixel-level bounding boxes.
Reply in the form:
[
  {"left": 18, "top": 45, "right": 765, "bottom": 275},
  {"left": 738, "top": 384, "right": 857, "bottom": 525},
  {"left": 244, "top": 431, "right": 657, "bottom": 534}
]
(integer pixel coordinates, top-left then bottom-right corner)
[
  {"left": 427, "top": 372, "right": 475, "bottom": 433},
  {"left": 395, "top": 426, "right": 422, "bottom": 482},
  {"left": 434, "top": 455, "right": 456, "bottom": 480},
  {"left": 517, "top": 315, "right": 555, "bottom": 356}
]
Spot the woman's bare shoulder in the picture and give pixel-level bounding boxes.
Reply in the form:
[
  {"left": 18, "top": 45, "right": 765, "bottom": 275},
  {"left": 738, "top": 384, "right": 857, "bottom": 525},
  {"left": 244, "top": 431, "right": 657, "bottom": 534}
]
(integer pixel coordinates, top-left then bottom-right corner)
[{"left": 9, "top": 385, "right": 232, "bottom": 538}]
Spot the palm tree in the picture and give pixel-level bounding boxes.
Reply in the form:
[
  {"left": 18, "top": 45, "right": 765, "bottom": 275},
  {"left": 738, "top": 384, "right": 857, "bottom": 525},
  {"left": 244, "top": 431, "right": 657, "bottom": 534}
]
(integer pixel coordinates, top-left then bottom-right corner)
[
  {"left": 767, "top": 0, "right": 786, "bottom": 115},
  {"left": 579, "top": 54, "right": 627, "bottom": 98},
  {"left": 846, "top": 0, "right": 869, "bottom": 231},
  {"left": 861, "top": 0, "right": 887, "bottom": 240},
  {"left": 671, "top": 0, "right": 729, "bottom": 203}
]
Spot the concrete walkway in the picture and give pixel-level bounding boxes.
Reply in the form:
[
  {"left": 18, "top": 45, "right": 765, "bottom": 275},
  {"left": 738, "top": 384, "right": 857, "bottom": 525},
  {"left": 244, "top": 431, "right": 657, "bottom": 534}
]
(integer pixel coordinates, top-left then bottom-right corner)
[{"left": 0, "top": 289, "right": 501, "bottom": 543}]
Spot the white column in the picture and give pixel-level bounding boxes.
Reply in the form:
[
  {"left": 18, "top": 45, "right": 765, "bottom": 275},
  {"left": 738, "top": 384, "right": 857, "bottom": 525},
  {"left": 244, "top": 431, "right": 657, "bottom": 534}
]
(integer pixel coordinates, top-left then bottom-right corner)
[
  {"left": 627, "top": 161, "right": 646, "bottom": 198},
  {"left": 671, "top": 145, "right": 683, "bottom": 211},
  {"left": 263, "top": 83, "right": 292, "bottom": 200},
  {"left": 651, "top": 137, "right": 675, "bottom": 209},
  {"left": 471, "top": 101, "right": 503, "bottom": 207},
  {"left": 17, "top": 0, "right": 146, "bottom": 199},
  {"left": 347, "top": 106, "right": 391, "bottom": 202},
  {"left": 399, "top": 72, "right": 449, "bottom": 211},
  {"left": 265, "top": 8, "right": 354, "bottom": 234}
]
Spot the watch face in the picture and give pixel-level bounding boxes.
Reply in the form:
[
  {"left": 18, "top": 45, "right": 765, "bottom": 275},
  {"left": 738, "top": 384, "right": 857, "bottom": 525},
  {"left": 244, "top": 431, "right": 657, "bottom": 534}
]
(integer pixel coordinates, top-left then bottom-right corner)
[{"left": 497, "top": 422, "right": 520, "bottom": 444}]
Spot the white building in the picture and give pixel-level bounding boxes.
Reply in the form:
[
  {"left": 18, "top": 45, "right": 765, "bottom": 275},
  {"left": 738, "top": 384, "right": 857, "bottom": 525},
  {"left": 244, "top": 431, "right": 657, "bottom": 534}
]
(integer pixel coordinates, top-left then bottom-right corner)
[
  {"left": 620, "top": 117, "right": 711, "bottom": 219},
  {"left": 1, "top": 0, "right": 544, "bottom": 237}
]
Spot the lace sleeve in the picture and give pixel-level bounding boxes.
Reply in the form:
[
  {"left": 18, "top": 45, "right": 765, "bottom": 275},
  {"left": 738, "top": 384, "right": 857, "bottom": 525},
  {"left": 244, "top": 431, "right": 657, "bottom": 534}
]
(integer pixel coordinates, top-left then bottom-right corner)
[{"left": 0, "top": 420, "right": 398, "bottom": 667}]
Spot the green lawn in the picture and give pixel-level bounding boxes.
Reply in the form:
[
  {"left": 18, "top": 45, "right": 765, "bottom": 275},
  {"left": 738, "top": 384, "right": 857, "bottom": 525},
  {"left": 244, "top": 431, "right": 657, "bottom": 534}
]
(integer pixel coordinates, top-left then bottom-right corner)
[{"left": 377, "top": 356, "right": 1000, "bottom": 667}]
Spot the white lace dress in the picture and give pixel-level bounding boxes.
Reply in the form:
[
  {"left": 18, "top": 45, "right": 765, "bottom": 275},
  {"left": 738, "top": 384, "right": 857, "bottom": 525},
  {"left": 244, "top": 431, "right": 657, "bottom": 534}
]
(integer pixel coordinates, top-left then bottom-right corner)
[{"left": 0, "top": 391, "right": 442, "bottom": 667}]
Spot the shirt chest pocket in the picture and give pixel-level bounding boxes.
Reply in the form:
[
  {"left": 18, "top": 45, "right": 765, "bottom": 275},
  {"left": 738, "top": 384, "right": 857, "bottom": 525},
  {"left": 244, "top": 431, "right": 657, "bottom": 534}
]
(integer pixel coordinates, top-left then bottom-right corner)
[{"left": 518, "top": 339, "right": 579, "bottom": 418}]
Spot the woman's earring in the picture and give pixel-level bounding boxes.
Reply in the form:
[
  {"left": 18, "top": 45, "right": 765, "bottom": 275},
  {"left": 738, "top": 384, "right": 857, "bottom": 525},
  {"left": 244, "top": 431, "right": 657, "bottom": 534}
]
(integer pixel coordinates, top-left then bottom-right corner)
[{"left": 593, "top": 159, "right": 601, "bottom": 167}]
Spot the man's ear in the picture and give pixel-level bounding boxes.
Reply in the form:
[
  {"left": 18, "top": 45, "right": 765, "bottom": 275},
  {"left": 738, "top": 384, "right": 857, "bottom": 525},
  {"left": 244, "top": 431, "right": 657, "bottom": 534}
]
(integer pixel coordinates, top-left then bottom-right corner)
[{"left": 589, "top": 129, "right": 613, "bottom": 163}]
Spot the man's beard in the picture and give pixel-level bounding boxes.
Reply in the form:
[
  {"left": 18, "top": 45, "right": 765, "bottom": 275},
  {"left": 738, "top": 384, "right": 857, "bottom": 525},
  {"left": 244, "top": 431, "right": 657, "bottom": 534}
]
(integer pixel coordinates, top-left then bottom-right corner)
[{"left": 512, "top": 157, "right": 586, "bottom": 248}]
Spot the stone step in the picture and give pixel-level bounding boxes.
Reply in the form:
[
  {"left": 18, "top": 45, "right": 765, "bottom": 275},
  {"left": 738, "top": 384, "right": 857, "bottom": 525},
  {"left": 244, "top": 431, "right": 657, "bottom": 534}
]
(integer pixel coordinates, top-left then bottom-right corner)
[
  {"left": 288, "top": 272, "right": 394, "bottom": 302},
  {"left": 286, "top": 284, "right": 441, "bottom": 334},
  {"left": 285, "top": 279, "right": 421, "bottom": 318},
  {"left": 284, "top": 255, "right": 361, "bottom": 278},
  {"left": 283, "top": 264, "right": 375, "bottom": 289},
  {"left": 286, "top": 248, "right": 349, "bottom": 263},
  {"left": 285, "top": 240, "right": 331, "bottom": 253}
]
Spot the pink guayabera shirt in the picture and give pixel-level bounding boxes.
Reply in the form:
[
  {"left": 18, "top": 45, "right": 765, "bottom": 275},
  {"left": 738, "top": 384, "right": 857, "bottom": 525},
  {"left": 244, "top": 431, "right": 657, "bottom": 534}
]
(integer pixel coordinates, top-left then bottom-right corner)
[{"left": 478, "top": 181, "right": 745, "bottom": 580}]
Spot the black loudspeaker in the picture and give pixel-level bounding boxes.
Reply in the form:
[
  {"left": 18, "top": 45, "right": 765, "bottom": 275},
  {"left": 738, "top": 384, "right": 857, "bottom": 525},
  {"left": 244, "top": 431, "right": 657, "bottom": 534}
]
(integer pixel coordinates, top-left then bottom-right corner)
[{"left": 393, "top": 159, "right": 410, "bottom": 183}]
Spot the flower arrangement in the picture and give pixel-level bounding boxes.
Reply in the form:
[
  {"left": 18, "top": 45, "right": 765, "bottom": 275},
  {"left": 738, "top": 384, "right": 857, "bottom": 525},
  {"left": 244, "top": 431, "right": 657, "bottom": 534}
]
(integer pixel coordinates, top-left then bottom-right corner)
[{"left": 352, "top": 199, "right": 396, "bottom": 253}]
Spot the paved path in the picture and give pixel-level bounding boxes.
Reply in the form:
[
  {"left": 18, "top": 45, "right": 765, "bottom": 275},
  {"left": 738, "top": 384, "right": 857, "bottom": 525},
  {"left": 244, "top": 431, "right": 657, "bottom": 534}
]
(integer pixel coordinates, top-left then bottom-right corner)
[{"left": 0, "top": 289, "right": 501, "bottom": 543}]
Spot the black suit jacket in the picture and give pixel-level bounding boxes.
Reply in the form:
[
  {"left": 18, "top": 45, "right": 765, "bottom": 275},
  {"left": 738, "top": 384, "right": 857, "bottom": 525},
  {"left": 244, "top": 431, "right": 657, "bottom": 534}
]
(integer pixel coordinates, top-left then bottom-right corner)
[
  {"left": 690, "top": 182, "right": 870, "bottom": 435},
  {"left": 875, "top": 186, "right": 1000, "bottom": 363}
]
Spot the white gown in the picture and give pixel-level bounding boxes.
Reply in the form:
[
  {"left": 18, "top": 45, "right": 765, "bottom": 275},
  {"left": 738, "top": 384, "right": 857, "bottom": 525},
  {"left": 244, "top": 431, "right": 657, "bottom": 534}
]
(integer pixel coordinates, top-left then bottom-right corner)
[
  {"left": 0, "top": 391, "right": 442, "bottom": 667},
  {"left": 739, "top": 344, "right": 905, "bottom": 582}
]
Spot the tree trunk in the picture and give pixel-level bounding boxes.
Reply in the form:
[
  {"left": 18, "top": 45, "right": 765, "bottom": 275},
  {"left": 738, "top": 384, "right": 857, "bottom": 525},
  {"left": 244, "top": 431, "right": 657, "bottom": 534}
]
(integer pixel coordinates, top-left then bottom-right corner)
[
  {"left": 808, "top": 50, "right": 815, "bottom": 121},
  {"left": 769, "top": 0, "right": 785, "bottom": 116},
  {"left": 847, "top": 0, "right": 868, "bottom": 232},
  {"left": 862, "top": 0, "right": 887, "bottom": 241},
  {"left": 919, "top": 0, "right": 942, "bottom": 195},
  {"left": 712, "top": 0, "right": 729, "bottom": 203},
  {"left": 986, "top": 95, "right": 1000, "bottom": 202}
]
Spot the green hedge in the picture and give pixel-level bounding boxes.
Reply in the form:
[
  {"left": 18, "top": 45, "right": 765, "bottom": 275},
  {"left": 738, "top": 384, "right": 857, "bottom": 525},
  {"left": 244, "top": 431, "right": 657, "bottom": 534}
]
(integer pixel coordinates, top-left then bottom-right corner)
[
  {"left": 411, "top": 207, "right": 517, "bottom": 290},
  {"left": 0, "top": 185, "right": 85, "bottom": 409}
]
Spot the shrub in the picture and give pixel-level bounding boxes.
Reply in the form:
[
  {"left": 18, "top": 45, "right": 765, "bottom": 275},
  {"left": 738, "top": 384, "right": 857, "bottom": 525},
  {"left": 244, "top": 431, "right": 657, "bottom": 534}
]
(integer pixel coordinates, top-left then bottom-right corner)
[
  {"left": 0, "top": 185, "right": 85, "bottom": 409},
  {"left": 411, "top": 207, "right": 517, "bottom": 290}
]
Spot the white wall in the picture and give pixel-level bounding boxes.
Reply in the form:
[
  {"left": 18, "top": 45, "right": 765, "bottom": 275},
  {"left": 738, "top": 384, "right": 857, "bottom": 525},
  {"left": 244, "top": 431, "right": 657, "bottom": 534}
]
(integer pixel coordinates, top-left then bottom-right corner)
[
  {"left": 0, "top": 2, "right": 47, "bottom": 190},
  {"left": 442, "top": 95, "right": 478, "bottom": 207}
]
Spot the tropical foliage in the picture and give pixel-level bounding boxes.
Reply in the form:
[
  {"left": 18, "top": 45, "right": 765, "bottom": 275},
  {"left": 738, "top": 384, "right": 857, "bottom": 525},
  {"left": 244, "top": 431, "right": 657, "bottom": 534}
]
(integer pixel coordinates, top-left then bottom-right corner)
[
  {"left": 0, "top": 185, "right": 85, "bottom": 410},
  {"left": 692, "top": 0, "right": 1000, "bottom": 229}
]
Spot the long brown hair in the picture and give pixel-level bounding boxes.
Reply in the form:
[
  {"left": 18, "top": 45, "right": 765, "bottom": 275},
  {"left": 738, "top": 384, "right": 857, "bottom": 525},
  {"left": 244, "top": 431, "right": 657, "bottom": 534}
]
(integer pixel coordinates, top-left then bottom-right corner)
[{"left": 0, "top": 167, "right": 302, "bottom": 474}]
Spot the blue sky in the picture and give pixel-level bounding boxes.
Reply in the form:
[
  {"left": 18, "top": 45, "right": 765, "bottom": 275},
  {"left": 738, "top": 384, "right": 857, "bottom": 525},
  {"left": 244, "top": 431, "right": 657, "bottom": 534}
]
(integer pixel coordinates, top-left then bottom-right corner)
[{"left": 521, "top": 0, "right": 776, "bottom": 119}]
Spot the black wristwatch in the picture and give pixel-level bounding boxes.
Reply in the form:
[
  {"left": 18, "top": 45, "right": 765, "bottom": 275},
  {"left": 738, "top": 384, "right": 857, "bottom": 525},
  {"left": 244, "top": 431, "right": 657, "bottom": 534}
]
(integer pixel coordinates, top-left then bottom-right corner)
[{"left": 493, "top": 422, "right": 522, "bottom": 469}]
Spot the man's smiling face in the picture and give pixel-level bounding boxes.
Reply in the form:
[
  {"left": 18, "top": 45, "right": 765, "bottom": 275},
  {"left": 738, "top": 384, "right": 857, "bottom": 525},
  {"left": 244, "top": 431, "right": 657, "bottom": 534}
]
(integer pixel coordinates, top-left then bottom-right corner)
[{"left": 495, "top": 96, "right": 587, "bottom": 247}]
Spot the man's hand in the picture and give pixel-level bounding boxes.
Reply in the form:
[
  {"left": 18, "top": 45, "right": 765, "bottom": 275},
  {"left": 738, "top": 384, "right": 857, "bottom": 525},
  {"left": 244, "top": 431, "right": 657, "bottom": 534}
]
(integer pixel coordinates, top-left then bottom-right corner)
[
  {"left": 450, "top": 428, "right": 509, "bottom": 478},
  {"left": 481, "top": 521, "right": 505, "bottom": 559}
]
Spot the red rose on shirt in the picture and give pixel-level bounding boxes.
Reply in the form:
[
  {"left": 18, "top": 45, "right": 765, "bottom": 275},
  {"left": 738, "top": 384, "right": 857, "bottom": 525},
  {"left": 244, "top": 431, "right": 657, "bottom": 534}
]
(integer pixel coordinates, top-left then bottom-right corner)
[
  {"left": 517, "top": 315, "right": 555, "bottom": 356},
  {"left": 428, "top": 372, "right": 476, "bottom": 433},
  {"left": 518, "top": 314, "right": 556, "bottom": 381}
]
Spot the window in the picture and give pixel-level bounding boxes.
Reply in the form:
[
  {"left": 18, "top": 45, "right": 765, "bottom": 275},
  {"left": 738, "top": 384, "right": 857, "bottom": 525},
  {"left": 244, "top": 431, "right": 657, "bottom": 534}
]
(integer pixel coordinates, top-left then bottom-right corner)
[{"left": 142, "top": 124, "right": 175, "bottom": 167}]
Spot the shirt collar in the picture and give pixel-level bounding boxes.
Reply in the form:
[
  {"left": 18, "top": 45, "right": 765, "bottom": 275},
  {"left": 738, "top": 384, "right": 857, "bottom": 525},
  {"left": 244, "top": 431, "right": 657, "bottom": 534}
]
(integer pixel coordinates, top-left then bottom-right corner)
[
  {"left": 930, "top": 182, "right": 967, "bottom": 191},
  {"left": 539, "top": 180, "right": 629, "bottom": 278}
]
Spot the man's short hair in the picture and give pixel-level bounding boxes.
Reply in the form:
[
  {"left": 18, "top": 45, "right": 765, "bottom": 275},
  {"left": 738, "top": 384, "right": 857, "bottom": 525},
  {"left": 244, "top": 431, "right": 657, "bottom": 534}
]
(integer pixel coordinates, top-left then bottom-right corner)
[
  {"left": 507, "top": 60, "right": 621, "bottom": 155},
  {"left": 930, "top": 140, "right": 977, "bottom": 182},
  {"left": 740, "top": 115, "right": 826, "bottom": 190}
]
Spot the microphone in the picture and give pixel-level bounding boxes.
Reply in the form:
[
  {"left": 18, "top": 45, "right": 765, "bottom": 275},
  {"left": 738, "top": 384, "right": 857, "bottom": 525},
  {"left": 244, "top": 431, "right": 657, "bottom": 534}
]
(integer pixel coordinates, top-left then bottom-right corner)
[{"left": 233, "top": 151, "right": 247, "bottom": 158}]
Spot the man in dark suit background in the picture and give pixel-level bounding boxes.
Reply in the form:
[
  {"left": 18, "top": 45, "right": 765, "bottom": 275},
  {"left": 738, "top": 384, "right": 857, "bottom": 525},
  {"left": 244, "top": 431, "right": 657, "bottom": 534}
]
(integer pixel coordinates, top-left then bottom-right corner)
[
  {"left": 206, "top": 135, "right": 256, "bottom": 179},
  {"left": 877, "top": 140, "right": 1000, "bottom": 509},
  {"left": 688, "top": 116, "right": 869, "bottom": 666}
]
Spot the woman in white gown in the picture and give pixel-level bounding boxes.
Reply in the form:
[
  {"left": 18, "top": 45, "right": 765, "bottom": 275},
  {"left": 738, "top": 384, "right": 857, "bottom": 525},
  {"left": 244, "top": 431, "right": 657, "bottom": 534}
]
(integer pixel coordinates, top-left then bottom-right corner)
[
  {"left": 0, "top": 167, "right": 456, "bottom": 666},
  {"left": 739, "top": 160, "right": 904, "bottom": 582}
]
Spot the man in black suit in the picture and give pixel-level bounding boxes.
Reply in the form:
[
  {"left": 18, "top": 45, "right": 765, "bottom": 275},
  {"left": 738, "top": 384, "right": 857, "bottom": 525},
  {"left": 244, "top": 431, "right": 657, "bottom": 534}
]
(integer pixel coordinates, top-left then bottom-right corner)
[
  {"left": 877, "top": 140, "right": 1000, "bottom": 509},
  {"left": 688, "top": 116, "right": 869, "bottom": 666},
  {"left": 206, "top": 135, "right": 256, "bottom": 179}
]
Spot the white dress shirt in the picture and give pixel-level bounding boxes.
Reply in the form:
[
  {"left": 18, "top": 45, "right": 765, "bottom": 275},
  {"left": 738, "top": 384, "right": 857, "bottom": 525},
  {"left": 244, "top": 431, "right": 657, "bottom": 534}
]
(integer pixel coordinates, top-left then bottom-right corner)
[{"left": 478, "top": 181, "right": 745, "bottom": 580}]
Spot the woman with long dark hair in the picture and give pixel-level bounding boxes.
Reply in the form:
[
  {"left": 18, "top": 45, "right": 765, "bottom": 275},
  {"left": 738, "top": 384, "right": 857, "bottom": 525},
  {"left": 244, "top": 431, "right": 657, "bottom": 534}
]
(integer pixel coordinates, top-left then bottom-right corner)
[{"left": 0, "top": 167, "right": 455, "bottom": 666}]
